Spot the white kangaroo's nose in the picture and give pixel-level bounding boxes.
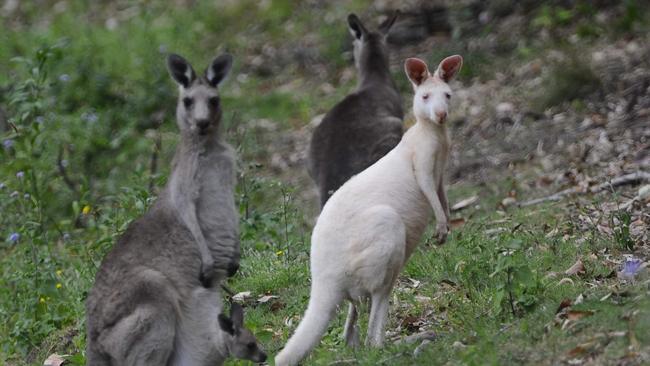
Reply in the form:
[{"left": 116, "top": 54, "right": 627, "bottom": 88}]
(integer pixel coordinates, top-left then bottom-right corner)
[{"left": 436, "top": 111, "right": 447, "bottom": 122}]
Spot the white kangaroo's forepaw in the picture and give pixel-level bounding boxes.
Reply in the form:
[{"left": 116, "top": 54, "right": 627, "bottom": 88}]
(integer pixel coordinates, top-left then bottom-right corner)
[{"left": 436, "top": 222, "right": 449, "bottom": 244}]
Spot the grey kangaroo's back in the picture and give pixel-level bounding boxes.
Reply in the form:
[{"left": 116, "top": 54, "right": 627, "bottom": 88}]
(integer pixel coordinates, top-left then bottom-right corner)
[{"left": 308, "top": 14, "right": 403, "bottom": 208}]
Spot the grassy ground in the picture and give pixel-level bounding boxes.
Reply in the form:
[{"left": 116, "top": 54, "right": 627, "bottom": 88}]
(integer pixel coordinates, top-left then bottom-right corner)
[{"left": 1, "top": 1, "right": 649, "bottom": 365}]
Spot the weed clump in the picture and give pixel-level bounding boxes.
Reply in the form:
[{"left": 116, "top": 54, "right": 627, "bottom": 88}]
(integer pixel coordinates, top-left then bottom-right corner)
[{"left": 534, "top": 56, "right": 601, "bottom": 111}]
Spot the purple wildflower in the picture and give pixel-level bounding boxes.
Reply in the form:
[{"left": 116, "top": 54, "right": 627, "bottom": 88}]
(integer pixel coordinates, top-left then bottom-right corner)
[
  {"left": 10, "top": 191, "right": 19, "bottom": 198},
  {"left": 23, "top": 193, "right": 30, "bottom": 199},
  {"left": 35, "top": 116, "right": 45, "bottom": 124},
  {"left": 16, "top": 171, "right": 24, "bottom": 179},
  {"left": 82, "top": 112, "right": 98, "bottom": 123},
  {"left": 62, "top": 233, "right": 71, "bottom": 242},
  {"left": 59, "top": 74, "right": 70, "bottom": 82},
  {"left": 0, "top": 182, "right": 5, "bottom": 190},
  {"left": 619, "top": 258, "right": 643, "bottom": 281},
  {"left": 8, "top": 233, "right": 20, "bottom": 243},
  {"left": 3, "top": 139, "right": 13, "bottom": 149}
]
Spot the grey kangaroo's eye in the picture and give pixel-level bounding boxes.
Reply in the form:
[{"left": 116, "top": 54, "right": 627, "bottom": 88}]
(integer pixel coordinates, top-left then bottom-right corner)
[
  {"left": 183, "top": 97, "right": 193, "bottom": 108},
  {"left": 445, "top": 93, "right": 451, "bottom": 100},
  {"left": 209, "top": 96, "right": 220, "bottom": 107}
]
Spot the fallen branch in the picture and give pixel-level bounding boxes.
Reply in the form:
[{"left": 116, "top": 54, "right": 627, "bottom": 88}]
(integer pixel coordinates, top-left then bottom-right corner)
[
  {"left": 519, "top": 171, "right": 650, "bottom": 207},
  {"left": 394, "top": 330, "right": 437, "bottom": 345}
]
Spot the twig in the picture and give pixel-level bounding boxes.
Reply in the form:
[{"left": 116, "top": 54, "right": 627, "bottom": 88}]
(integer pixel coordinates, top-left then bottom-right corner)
[
  {"left": 327, "top": 359, "right": 357, "bottom": 366},
  {"left": 519, "top": 171, "right": 650, "bottom": 207},
  {"left": 221, "top": 284, "right": 235, "bottom": 297},
  {"left": 57, "top": 145, "right": 78, "bottom": 193}
]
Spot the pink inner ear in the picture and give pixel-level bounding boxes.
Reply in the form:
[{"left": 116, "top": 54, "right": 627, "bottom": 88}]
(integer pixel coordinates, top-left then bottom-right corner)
[
  {"left": 439, "top": 56, "right": 463, "bottom": 82},
  {"left": 405, "top": 58, "right": 429, "bottom": 85}
]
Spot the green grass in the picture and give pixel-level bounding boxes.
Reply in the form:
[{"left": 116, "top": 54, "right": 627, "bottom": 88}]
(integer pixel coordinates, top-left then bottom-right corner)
[{"left": 1, "top": 1, "right": 649, "bottom": 365}]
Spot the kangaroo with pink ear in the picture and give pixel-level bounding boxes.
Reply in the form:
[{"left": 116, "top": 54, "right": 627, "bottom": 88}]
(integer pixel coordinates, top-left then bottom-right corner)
[{"left": 275, "top": 55, "right": 463, "bottom": 366}]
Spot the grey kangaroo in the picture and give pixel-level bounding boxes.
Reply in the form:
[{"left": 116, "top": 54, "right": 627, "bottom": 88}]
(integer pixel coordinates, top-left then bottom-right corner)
[
  {"left": 85, "top": 54, "right": 260, "bottom": 365},
  {"left": 308, "top": 13, "right": 403, "bottom": 208}
]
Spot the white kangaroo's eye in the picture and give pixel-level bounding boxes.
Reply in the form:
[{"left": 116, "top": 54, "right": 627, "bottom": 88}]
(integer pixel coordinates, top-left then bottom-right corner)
[
  {"left": 422, "top": 94, "right": 429, "bottom": 100},
  {"left": 445, "top": 93, "right": 451, "bottom": 100}
]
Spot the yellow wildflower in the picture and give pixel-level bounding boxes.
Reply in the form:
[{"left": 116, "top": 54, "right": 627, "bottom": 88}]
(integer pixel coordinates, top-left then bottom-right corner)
[
  {"left": 56, "top": 283, "right": 62, "bottom": 289},
  {"left": 39, "top": 297, "right": 45, "bottom": 303},
  {"left": 56, "top": 270, "right": 62, "bottom": 276},
  {"left": 276, "top": 250, "right": 284, "bottom": 256},
  {"left": 82, "top": 205, "right": 91, "bottom": 215}
]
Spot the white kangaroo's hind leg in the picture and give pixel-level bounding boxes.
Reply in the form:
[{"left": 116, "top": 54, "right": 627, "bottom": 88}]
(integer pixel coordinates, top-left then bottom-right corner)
[
  {"left": 343, "top": 302, "right": 360, "bottom": 348},
  {"left": 366, "top": 292, "right": 390, "bottom": 347}
]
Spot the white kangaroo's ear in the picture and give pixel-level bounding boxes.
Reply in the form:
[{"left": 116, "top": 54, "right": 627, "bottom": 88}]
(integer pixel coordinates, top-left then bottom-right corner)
[
  {"left": 435, "top": 55, "right": 463, "bottom": 83},
  {"left": 348, "top": 13, "right": 367, "bottom": 40},
  {"left": 404, "top": 57, "right": 430, "bottom": 87},
  {"left": 205, "top": 53, "right": 233, "bottom": 87},
  {"left": 167, "top": 53, "right": 196, "bottom": 88}
]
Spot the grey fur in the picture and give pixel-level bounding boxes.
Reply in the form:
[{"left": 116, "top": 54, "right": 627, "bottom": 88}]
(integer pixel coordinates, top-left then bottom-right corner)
[
  {"left": 85, "top": 54, "right": 252, "bottom": 365},
  {"left": 308, "top": 13, "right": 403, "bottom": 209}
]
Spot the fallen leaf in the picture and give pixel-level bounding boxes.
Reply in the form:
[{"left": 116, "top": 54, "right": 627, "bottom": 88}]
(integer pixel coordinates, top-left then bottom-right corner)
[
  {"left": 567, "top": 310, "right": 595, "bottom": 321},
  {"left": 501, "top": 197, "right": 517, "bottom": 207},
  {"left": 257, "top": 295, "right": 278, "bottom": 303},
  {"left": 450, "top": 217, "right": 466, "bottom": 229},
  {"left": 558, "top": 277, "right": 575, "bottom": 286},
  {"left": 556, "top": 299, "right": 572, "bottom": 314},
  {"left": 44, "top": 354, "right": 66, "bottom": 366},
  {"left": 232, "top": 291, "right": 252, "bottom": 302},
  {"left": 565, "top": 259, "right": 585, "bottom": 276},
  {"left": 451, "top": 195, "right": 479, "bottom": 211}
]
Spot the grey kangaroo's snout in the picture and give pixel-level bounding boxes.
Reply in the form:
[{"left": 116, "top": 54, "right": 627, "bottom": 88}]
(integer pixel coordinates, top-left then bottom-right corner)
[
  {"left": 196, "top": 119, "right": 210, "bottom": 132},
  {"left": 256, "top": 351, "right": 267, "bottom": 363}
]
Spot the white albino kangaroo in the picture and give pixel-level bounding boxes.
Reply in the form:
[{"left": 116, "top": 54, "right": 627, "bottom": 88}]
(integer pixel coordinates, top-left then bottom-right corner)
[{"left": 275, "top": 55, "right": 463, "bottom": 366}]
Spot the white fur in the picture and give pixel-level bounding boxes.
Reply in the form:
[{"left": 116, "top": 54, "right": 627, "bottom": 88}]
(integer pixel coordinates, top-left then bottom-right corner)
[{"left": 275, "top": 55, "right": 462, "bottom": 366}]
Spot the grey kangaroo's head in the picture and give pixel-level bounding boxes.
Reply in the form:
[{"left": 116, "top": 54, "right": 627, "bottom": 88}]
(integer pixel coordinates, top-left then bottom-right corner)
[
  {"left": 347, "top": 13, "right": 398, "bottom": 73},
  {"left": 167, "top": 53, "right": 233, "bottom": 136},
  {"left": 218, "top": 303, "right": 267, "bottom": 363}
]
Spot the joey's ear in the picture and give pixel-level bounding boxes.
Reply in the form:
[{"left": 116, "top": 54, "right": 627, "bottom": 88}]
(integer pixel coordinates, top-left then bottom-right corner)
[
  {"left": 230, "top": 303, "right": 244, "bottom": 329},
  {"left": 435, "top": 55, "right": 463, "bottom": 83},
  {"left": 167, "top": 53, "right": 196, "bottom": 88},
  {"left": 218, "top": 314, "right": 235, "bottom": 336},
  {"left": 205, "top": 53, "right": 233, "bottom": 87},
  {"left": 404, "top": 57, "right": 430, "bottom": 87},
  {"left": 378, "top": 11, "right": 399, "bottom": 35},
  {"left": 348, "top": 13, "right": 368, "bottom": 40}
]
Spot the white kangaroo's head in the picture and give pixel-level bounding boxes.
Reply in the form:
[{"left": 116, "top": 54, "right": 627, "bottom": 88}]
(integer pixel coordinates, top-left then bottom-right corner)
[
  {"left": 404, "top": 55, "right": 463, "bottom": 126},
  {"left": 218, "top": 303, "right": 267, "bottom": 364},
  {"left": 167, "top": 53, "right": 233, "bottom": 136}
]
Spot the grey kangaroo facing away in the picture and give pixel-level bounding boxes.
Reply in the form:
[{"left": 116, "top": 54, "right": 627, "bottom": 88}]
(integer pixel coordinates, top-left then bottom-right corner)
[
  {"left": 165, "top": 52, "right": 240, "bottom": 286},
  {"left": 308, "top": 12, "right": 403, "bottom": 209},
  {"left": 85, "top": 54, "right": 255, "bottom": 366}
]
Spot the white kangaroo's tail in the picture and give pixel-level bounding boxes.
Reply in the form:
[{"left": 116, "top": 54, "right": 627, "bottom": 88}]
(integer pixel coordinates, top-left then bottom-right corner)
[{"left": 275, "top": 284, "right": 341, "bottom": 366}]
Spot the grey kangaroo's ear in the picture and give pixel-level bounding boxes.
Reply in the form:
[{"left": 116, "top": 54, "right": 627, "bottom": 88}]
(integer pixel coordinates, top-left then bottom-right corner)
[
  {"left": 167, "top": 53, "right": 196, "bottom": 88},
  {"left": 218, "top": 313, "right": 235, "bottom": 336},
  {"left": 378, "top": 11, "right": 399, "bottom": 35},
  {"left": 230, "top": 302, "right": 244, "bottom": 329},
  {"left": 348, "top": 13, "right": 367, "bottom": 40},
  {"left": 205, "top": 53, "right": 233, "bottom": 87}
]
